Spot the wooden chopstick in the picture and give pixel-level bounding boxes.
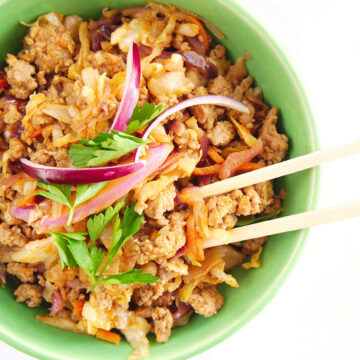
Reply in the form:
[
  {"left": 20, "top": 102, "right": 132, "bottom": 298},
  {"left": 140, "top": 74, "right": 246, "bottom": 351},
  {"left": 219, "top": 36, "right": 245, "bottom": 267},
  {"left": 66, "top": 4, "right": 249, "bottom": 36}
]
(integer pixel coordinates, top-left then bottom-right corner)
[
  {"left": 203, "top": 200, "right": 360, "bottom": 248},
  {"left": 197, "top": 139, "right": 360, "bottom": 199}
]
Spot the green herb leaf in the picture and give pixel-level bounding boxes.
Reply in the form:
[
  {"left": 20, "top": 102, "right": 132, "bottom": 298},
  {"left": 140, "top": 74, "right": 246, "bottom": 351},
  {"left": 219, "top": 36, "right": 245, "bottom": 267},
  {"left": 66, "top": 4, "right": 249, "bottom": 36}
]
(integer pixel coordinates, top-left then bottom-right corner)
[
  {"left": 37, "top": 181, "right": 106, "bottom": 226},
  {"left": 100, "top": 269, "right": 158, "bottom": 285},
  {"left": 236, "top": 209, "right": 281, "bottom": 227},
  {"left": 68, "top": 130, "right": 149, "bottom": 168},
  {"left": 67, "top": 238, "right": 97, "bottom": 284},
  {"left": 74, "top": 182, "right": 108, "bottom": 207},
  {"left": 51, "top": 232, "right": 87, "bottom": 269},
  {"left": 87, "top": 201, "right": 124, "bottom": 246},
  {"left": 36, "top": 182, "right": 72, "bottom": 208},
  {"left": 125, "top": 103, "right": 168, "bottom": 134}
]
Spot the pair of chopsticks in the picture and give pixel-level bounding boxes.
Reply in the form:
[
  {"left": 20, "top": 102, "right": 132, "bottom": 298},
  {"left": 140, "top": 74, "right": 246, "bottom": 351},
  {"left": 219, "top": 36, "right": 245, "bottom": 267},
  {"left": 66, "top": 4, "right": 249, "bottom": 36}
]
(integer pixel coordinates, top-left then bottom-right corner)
[{"left": 201, "top": 140, "right": 360, "bottom": 248}]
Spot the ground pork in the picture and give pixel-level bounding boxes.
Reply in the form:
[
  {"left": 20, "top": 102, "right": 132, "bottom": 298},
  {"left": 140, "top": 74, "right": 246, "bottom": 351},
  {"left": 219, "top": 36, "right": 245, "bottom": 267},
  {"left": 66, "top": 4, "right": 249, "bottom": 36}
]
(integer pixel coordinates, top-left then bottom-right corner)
[
  {"left": 259, "top": 107, "right": 288, "bottom": 164},
  {"left": 189, "top": 86, "right": 218, "bottom": 130},
  {"left": 87, "top": 51, "right": 126, "bottom": 77},
  {"left": 14, "top": 284, "right": 43, "bottom": 307},
  {"left": 145, "top": 184, "right": 176, "bottom": 226},
  {"left": 6, "top": 262, "right": 37, "bottom": 283},
  {"left": 241, "top": 236, "right": 268, "bottom": 255},
  {"left": 207, "top": 195, "right": 237, "bottom": 229},
  {"left": 3, "top": 104, "right": 23, "bottom": 125},
  {"left": 20, "top": 21, "right": 75, "bottom": 74},
  {"left": 151, "top": 307, "right": 173, "bottom": 343},
  {"left": 206, "top": 121, "right": 236, "bottom": 147},
  {"left": 125, "top": 213, "right": 186, "bottom": 265},
  {"left": 226, "top": 52, "right": 250, "bottom": 87},
  {"left": 5, "top": 55, "right": 38, "bottom": 99},
  {"left": 9, "top": 137, "right": 25, "bottom": 159},
  {"left": 207, "top": 182, "right": 274, "bottom": 228},
  {"left": 187, "top": 284, "right": 224, "bottom": 317},
  {"left": 0, "top": 223, "right": 27, "bottom": 247},
  {"left": 174, "top": 128, "right": 200, "bottom": 150},
  {"left": 208, "top": 45, "right": 230, "bottom": 76},
  {"left": 208, "top": 76, "right": 232, "bottom": 97}
]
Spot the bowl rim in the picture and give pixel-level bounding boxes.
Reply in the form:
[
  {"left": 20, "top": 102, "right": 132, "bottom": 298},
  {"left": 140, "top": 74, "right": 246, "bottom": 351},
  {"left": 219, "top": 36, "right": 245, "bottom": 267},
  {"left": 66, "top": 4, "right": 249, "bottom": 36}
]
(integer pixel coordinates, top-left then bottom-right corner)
[{"left": 0, "top": 1, "right": 320, "bottom": 359}]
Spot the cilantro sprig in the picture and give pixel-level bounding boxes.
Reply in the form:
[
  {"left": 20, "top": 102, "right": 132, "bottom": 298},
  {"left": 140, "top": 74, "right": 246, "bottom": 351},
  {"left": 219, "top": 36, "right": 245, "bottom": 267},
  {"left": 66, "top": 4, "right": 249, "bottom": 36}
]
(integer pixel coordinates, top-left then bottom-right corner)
[
  {"left": 125, "top": 103, "right": 168, "bottom": 134},
  {"left": 235, "top": 209, "right": 281, "bottom": 227},
  {"left": 68, "top": 130, "right": 149, "bottom": 168},
  {"left": 51, "top": 202, "right": 158, "bottom": 290},
  {"left": 36, "top": 181, "right": 107, "bottom": 225}
]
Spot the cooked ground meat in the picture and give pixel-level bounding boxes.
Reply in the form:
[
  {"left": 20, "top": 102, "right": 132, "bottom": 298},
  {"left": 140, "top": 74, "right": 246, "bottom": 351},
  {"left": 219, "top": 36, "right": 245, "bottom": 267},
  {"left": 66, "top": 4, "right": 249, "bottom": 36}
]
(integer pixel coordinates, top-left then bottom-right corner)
[
  {"left": 5, "top": 55, "right": 38, "bottom": 99},
  {"left": 187, "top": 284, "right": 224, "bottom": 317},
  {"left": 208, "top": 75, "right": 232, "bottom": 97},
  {"left": 6, "top": 262, "right": 37, "bottom": 283},
  {"left": 152, "top": 307, "right": 173, "bottom": 343},
  {"left": 20, "top": 18, "right": 75, "bottom": 74},
  {"left": 206, "top": 121, "right": 236, "bottom": 147},
  {"left": 14, "top": 284, "right": 43, "bottom": 307},
  {"left": 241, "top": 236, "right": 268, "bottom": 255},
  {"left": 0, "top": 223, "right": 27, "bottom": 248},
  {"left": 259, "top": 107, "right": 288, "bottom": 164}
]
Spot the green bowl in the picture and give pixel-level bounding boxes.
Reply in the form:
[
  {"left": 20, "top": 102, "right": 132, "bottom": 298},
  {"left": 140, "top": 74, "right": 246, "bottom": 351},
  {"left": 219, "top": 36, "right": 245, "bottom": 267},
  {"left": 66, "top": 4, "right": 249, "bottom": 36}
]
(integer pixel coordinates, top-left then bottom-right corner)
[{"left": 0, "top": 0, "right": 319, "bottom": 359}]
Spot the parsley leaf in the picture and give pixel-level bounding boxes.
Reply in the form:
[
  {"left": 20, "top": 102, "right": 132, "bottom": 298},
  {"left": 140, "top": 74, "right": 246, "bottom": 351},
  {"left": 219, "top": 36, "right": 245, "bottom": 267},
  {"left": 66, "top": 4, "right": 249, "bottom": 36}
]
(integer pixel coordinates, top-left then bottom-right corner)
[
  {"left": 236, "top": 209, "right": 281, "bottom": 227},
  {"left": 68, "top": 130, "right": 149, "bottom": 168},
  {"left": 125, "top": 103, "right": 168, "bottom": 134},
  {"left": 52, "top": 201, "right": 156, "bottom": 291},
  {"left": 50, "top": 232, "right": 87, "bottom": 269},
  {"left": 99, "top": 269, "right": 158, "bottom": 285},
  {"left": 94, "top": 202, "right": 143, "bottom": 285},
  {"left": 36, "top": 182, "right": 72, "bottom": 208},
  {"left": 87, "top": 201, "right": 124, "bottom": 246},
  {"left": 37, "top": 181, "right": 107, "bottom": 226}
]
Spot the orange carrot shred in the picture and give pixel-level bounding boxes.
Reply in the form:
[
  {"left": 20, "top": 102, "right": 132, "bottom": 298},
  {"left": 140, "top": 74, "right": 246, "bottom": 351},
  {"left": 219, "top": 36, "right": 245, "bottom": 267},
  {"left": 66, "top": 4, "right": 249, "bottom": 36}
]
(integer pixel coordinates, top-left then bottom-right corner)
[
  {"left": 72, "top": 299, "right": 85, "bottom": 320},
  {"left": 193, "top": 164, "right": 221, "bottom": 176},
  {"left": 28, "top": 129, "right": 42, "bottom": 139},
  {"left": 186, "top": 213, "right": 204, "bottom": 262},
  {"left": 96, "top": 329, "right": 121, "bottom": 345},
  {"left": 17, "top": 195, "right": 35, "bottom": 207},
  {"left": 208, "top": 147, "right": 225, "bottom": 164},
  {"left": 237, "top": 162, "right": 264, "bottom": 172},
  {"left": 186, "top": 15, "right": 209, "bottom": 50}
]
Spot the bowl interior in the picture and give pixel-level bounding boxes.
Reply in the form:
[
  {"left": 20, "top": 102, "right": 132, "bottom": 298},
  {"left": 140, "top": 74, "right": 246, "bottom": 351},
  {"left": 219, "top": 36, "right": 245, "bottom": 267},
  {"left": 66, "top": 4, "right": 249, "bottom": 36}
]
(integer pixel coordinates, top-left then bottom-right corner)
[{"left": 0, "top": 1, "right": 318, "bottom": 359}]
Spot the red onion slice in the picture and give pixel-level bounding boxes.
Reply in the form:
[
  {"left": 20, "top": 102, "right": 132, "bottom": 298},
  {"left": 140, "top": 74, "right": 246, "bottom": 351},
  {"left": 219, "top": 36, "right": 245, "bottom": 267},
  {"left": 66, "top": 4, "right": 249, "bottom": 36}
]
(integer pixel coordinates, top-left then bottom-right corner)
[
  {"left": 172, "top": 302, "right": 192, "bottom": 320},
  {"left": 110, "top": 42, "right": 141, "bottom": 132},
  {"left": 134, "top": 95, "right": 249, "bottom": 161},
  {"left": 40, "top": 143, "right": 172, "bottom": 230},
  {"left": 20, "top": 158, "right": 145, "bottom": 185},
  {"left": 10, "top": 206, "right": 35, "bottom": 222},
  {"left": 51, "top": 289, "right": 65, "bottom": 315}
]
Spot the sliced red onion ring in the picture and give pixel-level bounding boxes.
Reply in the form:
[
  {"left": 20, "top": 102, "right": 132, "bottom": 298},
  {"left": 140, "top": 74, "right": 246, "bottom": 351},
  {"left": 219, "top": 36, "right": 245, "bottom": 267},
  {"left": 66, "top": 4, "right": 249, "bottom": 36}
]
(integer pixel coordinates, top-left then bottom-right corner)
[
  {"left": 51, "top": 289, "right": 65, "bottom": 315},
  {"left": 40, "top": 143, "right": 172, "bottom": 230},
  {"left": 20, "top": 158, "right": 145, "bottom": 185},
  {"left": 180, "top": 51, "right": 217, "bottom": 79},
  {"left": 197, "top": 174, "right": 212, "bottom": 187},
  {"left": 134, "top": 95, "right": 249, "bottom": 161},
  {"left": 110, "top": 42, "right": 141, "bottom": 132},
  {"left": 11, "top": 206, "right": 35, "bottom": 222},
  {"left": 169, "top": 245, "right": 186, "bottom": 260},
  {"left": 198, "top": 132, "right": 209, "bottom": 165},
  {"left": 172, "top": 302, "right": 192, "bottom": 320}
]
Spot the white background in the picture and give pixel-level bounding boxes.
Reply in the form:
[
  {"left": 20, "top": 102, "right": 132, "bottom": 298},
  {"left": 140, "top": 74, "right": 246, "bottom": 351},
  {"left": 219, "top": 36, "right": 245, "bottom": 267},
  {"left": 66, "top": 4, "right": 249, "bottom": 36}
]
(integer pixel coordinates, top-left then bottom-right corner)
[{"left": 2, "top": 0, "right": 360, "bottom": 359}]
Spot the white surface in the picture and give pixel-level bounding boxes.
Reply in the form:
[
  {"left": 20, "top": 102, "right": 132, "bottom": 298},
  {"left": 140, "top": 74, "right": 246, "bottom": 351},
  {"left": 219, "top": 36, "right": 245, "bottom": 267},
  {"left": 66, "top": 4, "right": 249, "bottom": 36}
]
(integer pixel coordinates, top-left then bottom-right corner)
[{"left": 2, "top": 0, "right": 360, "bottom": 359}]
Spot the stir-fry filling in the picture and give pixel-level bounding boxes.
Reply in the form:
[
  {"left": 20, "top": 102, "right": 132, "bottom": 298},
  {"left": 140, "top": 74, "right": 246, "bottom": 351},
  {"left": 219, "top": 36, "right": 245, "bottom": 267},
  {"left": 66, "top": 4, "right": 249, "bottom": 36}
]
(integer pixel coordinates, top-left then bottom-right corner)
[{"left": 0, "top": 3, "right": 288, "bottom": 359}]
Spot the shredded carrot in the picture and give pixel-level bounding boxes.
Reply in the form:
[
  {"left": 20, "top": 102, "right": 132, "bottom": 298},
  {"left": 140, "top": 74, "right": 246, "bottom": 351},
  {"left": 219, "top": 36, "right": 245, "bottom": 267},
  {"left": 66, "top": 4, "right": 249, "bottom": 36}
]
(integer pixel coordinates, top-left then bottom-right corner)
[
  {"left": 237, "top": 162, "right": 264, "bottom": 172},
  {"left": 208, "top": 147, "right": 224, "bottom": 164},
  {"left": 28, "top": 128, "right": 42, "bottom": 139},
  {"left": 96, "top": 329, "right": 121, "bottom": 345},
  {"left": 149, "top": 227, "right": 158, "bottom": 241},
  {"left": 186, "top": 14, "right": 209, "bottom": 50},
  {"left": 72, "top": 299, "right": 85, "bottom": 320},
  {"left": 186, "top": 213, "right": 204, "bottom": 263},
  {"left": 193, "top": 164, "right": 221, "bottom": 176},
  {"left": 17, "top": 195, "right": 35, "bottom": 207}
]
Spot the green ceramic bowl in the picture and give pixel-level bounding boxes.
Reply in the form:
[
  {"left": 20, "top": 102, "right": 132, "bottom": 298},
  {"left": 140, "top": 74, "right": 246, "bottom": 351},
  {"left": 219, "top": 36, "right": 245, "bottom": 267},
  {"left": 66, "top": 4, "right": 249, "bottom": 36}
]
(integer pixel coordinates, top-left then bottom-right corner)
[{"left": 0, "top": 0, "right": 319, "bottom": 359}]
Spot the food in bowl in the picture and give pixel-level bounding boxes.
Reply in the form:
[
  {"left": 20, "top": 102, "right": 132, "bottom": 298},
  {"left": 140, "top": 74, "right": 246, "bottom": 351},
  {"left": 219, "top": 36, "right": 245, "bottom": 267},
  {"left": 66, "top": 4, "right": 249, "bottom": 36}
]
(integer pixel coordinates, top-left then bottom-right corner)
[{"left": 0, "top": 2, "right": 288, "bottom": 358}]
